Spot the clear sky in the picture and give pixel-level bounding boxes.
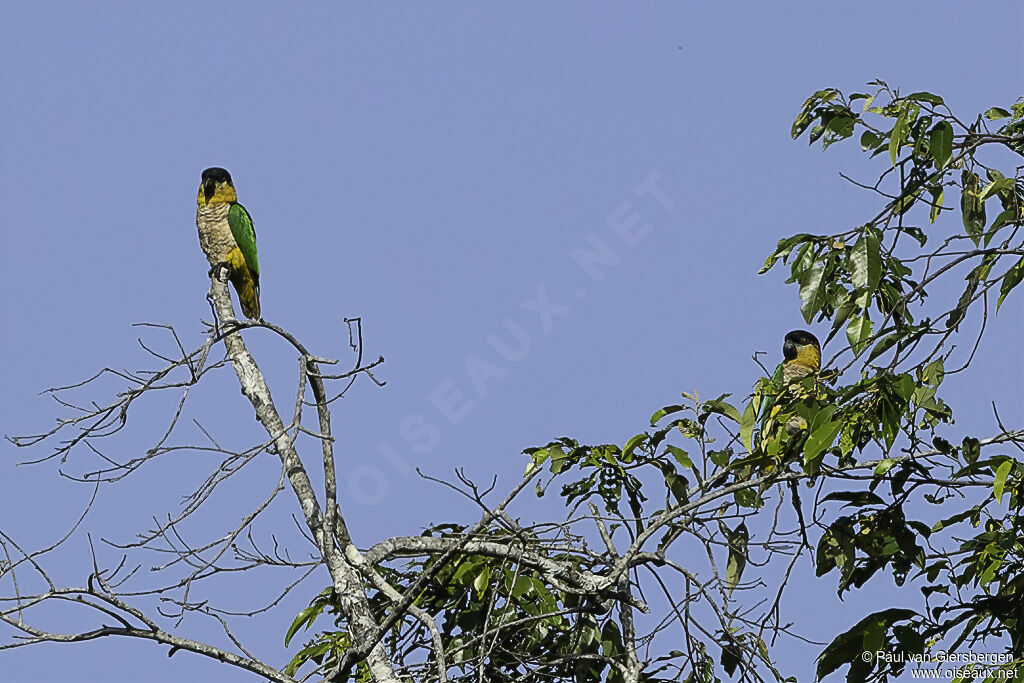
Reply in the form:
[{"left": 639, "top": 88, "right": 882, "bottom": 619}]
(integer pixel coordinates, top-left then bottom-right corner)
[{"left": 1, "top": 2, "right": 1021, "bottom": 681}]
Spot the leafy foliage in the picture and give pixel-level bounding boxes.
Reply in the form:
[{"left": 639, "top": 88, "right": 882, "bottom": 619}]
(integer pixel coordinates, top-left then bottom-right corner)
[{"left": 284, "top": 84, "right": 1024, "bottom": 682}]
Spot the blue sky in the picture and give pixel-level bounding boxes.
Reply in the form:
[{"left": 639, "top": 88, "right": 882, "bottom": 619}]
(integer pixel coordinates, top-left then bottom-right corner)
[{"left": 1, "top": 3, "right": 1022, "bottom": 681}]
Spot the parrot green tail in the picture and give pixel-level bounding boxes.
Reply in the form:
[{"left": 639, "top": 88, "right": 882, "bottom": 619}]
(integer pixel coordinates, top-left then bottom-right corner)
[
  {"left": 232, "top": 272, "right": 261, "bottom": 319},
  {"left": 226, "top": 247, "right": 261, "bottom": 319}
]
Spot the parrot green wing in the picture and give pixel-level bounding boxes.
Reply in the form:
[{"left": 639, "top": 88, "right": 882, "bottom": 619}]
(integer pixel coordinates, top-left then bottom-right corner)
[
  {"left": 228, "top": 203, "right": 260, "bottom": 280},
  {"left": 755, "top": 362, "right": 785, "bottom": 424}
]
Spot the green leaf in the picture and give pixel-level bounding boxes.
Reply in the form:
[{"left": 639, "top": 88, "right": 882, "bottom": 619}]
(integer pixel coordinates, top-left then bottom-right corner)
[
  {"left": 799, "top": 266, "right": 825, "bottom": 323},
  {"left": 816, "top": 609, "right": 918, "bottom": 680},
  {"left": 510, "top": 574, "right": 533, "bottom": 599},
  {"left": 997, "top": 256, "right": 1024, "bottom": 311},
  {"left": 525, "top": 446, "right": 552, "bottom": 473},
  {"left": 931, "top": 505, "right": 981, "bottom": 532},
  {"left": 725, "top": 522, "right": 749, "bottom": 594},
  {"left": 709, "top": 448, "right": 732, "bottom": 467},
  {"left": 889, "top": 106, "right": 911, "bottom": 165},
  {"left": 993, "top": 459, "right": 1013, "bottom": 504},
  {"left": 861, "top": 618, "right": 885, "bottom": 660},
  {"left": 986, "top": 209, "right": 1017, "bottom": 244},
  {"left": 984, "top": 106, "right": 1011, "bottom": 120},
  {"left": 979, "top": 176, "right": 1014, "bottom": 202},
  {"left": 821, "top": 490, "right": 885, "bottom": 507},
  {"left": 740, "top": 400, "right": 757, "bottom": 453},
  {"left": 903, "top": 226, "right": 928, "bottom": 246},
  {"left": 805, "top": 407, "right": 842, "bottom": 464},
  {"left": 666, "top": 445, "right": 693, "bottom": 469},
  {"left": 702, "top": 397, "right": 741, "bottom": 424},
  {"left": 284, "top": 639, "right": 335, "bottom": 676},
  {"left": 907, "top": 91, "right": 944, "bottom": 105},
  {"left": 285, "top": 595, "right": 330, "bottom": 647},
  {"left": 946, "top": 257, "right": 993, "bottom": 328},
  {"left": 961, "top": 170, "right": 986, "bottom": 245},
  {"left": 823, "top": 113, "right": 856, "bottom": 149},
  {"left": 962, "top": 437, "right": 981, "bottom": 465},
  {"left": 760, "top": 233, "right": 814, "bottom": 274},
  {"left": 850, "top": 232, "right": 881, "bottom": 292},
  {"left": 921, "top": 358, "right": 945, "bottom": 387},
  {"left": 928, "top": 121, "right": 953, "bottom": 169},
  {"left": 453, "top": 557, "right": 482, "bottom": 584},
  {"left": 650, "top": 404, "right": 685, "bottom": 426},
  {"left": 860, "top": 130, "right": 882, "bottom": 151},
  {"left": 866, "top": 333, "right": 899, "bottom": 363},
  {"left": 791, "top": 89, "right": 838, "bottom": 139},
  {"left": 622, "top": 433, "right": 647, "bottom": 460},
  {"left": 734, "top": 487, "right": 762, "bottom": 509},
  {"left": 874, "top": 458, "right": 896, "bottom": 477},
  {"left": 928, "top": 186, "right": 944, "bottom": 224},
  {"left": 473, "top": 564, "right": 490, "bottom": 597}
]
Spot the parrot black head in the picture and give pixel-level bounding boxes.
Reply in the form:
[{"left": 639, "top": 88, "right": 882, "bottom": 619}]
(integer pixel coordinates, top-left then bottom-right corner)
[
  {"left": 782, "top": 330, "right": 821, "bottom": 366},
  {"left": 201, "top": 167, "right": 234, "bottom": 203}
]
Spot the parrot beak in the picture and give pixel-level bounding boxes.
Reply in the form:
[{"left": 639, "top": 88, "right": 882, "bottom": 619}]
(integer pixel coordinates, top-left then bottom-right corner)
[
  {"left": 782, "top": 338, "right": 797, "bottom": 361},
  {"left": 203, "top": 178, "right": 216, "bottom": 203}
]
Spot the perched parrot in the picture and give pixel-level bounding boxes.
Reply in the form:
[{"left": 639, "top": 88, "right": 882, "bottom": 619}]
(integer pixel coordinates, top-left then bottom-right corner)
[
  {"left": 754, "top": 330, "right": 822, "bottom": 457},
  {"left": 195, "top": 167, "right": 261, "bottom": 319}
]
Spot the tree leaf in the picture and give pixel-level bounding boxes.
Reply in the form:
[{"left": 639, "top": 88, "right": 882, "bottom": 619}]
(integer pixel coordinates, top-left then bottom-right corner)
[
  {"left": 960, "top": 171, "right": 986, "bottom": 245},
  {"left": 921, "top": 358, "right": 945, "bottom": 387},
  {"left": 996, "top": 256, "right": 1024, "bottom": 311},
  {"left": 929, "top": 121, "right": 953, "bottom": 169},
  {"left": 702, "top": 397, "right": 741, "bottom": 424},
  {"left": 860, "top": 130, "right": 882, "bottom": 151},
  {"left": 666, "top": 445, "right": 693, "bottom": 469},
  {"left": 740, "top": 400, "right": 757, "bottom": 453},
  {"left": 874, "top": 459, "right": 896, "bottom": 477},
  {"left": 622, "top": 433, "right": 647, "bottom": 460},
  {"left": 473, "top": 564, "right": 490, "bottom": 598},
  {"left": 850, "top": 232, "right": 881, "bottom": 292},
  {"left": 820, "top": 490, "right": 885, "bottom": 508},
  {"left": 978, "top": 176, "right": 1014, "bottom": 202},
  {"left": 928, "top": 186, "right": 944, "bottom": 224},
  {"left": 650, "top": 404, "right": 685, "bottom": 426},
  {"left": 285, "top": 597, "right": 329, "bottom": 647},
  {"left": 799, "top": 266, "right": 825, "bottom": 323},
  {"left": 816, "top": 609, "right": 918, "bottom": 680},
  {"left": 907, "top": 91, "right": 944, "bottom": 105},
  {"left": 984, "top": 107, "right": 1011, "bottom": 120},
  {"left": 986, "top": 209, "right": 1017, "bottom": 246},
  {"left": 823, "top": 113, "right": 856, "bottom": 149},
  {"left": 866, "top": 332, "right": 899, "bottom": 363},
  {"left": 725, "top": 522, "right": 749, "bottom": 595},
  {"left": 993, "top": 459, "right": 1013, "bottom": 504},
  {"left": 760, "top": 233, "right": 814, "bottom": 274},
  {"left": 889, "top": 106, "right": 910, "bottom": 165},
  {"left": 846, "top": 315, "right": 873, "bottom": 355},
  {"left": 805, "top": 408, "right": 842, "bottom": 465}
]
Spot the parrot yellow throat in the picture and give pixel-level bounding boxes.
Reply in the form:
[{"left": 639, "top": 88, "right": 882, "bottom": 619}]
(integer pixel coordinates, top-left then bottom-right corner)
[
  {"left": 795, "top": 344, "right": 821, "bottom": 371},
  {"left": 196, "top": 184, "right": 238, "bottom": 206}
]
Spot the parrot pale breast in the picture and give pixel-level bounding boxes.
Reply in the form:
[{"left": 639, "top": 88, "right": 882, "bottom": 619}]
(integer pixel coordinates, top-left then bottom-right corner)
[
  {"left": 196, "top": 203, "right": 237, "bottom": 265},
  {"left": 782, "top": 358, "right": 817, "bottom": 383}
]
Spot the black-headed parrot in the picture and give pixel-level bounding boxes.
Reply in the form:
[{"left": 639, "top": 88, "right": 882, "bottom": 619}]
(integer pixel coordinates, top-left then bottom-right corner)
[{"left": 195, "top": 167, "right": 261, "bottom": 319}]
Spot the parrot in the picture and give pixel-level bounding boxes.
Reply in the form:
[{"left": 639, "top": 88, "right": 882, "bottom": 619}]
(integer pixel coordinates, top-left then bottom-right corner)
[
  {"left": 753, "top": 330, "right": 822, "bottom": 459},
  {"left": 195, "top": 167, "right": 261, "bottom": 319}
]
